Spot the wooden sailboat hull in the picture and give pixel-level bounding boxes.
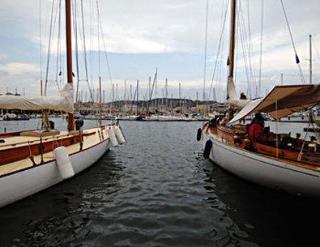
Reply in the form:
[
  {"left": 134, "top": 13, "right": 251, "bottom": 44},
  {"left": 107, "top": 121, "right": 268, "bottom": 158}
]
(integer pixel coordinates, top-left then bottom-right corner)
[
  {"left": 0, "top": 137, "right": 111, "bottom": 208},
  {"left": 204, "top": 134, "right": 320, "bottom": 197}
]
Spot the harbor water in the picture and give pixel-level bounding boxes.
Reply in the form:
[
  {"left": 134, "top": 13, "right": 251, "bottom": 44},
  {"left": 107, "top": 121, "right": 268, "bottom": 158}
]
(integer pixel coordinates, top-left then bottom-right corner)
[{"left": 0, "top": 119, "right": 320, "bottom": 246}]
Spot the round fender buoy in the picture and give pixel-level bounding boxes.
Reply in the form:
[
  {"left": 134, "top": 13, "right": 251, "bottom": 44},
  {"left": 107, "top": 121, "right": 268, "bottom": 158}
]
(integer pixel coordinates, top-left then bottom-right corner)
[
  {"left": 203, "top": 139, "right": 213, "bottom": 159},
  {"left": 196, "top": 128, "right": 202, "bottom": 141}
]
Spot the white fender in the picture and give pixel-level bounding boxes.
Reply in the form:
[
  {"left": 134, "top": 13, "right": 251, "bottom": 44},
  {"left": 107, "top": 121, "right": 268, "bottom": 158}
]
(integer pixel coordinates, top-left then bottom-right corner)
[
  {"left": 114, "top": 125, "right": 126, "bottom": 144},
  {"left": 54, "top": 147, "right": 74, "bottom": 179},
  {"left": 106, "top": 127, "right": 118, "bottom": 146}
]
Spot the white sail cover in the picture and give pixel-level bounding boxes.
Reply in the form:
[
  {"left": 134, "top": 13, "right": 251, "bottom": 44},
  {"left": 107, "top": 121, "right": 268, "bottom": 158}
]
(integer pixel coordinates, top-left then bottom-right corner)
[
  {"left": 226, "top": 77, "right": 250, "bottom": 108},
  {"left": 0, "top": 84, "right": 73, "bottom": 112},
  {"left": 228, "top": 84, "right": 320, "bottom": 124},
  {"left": 227, "top": 77, "right": 237, "bottom": 101}
]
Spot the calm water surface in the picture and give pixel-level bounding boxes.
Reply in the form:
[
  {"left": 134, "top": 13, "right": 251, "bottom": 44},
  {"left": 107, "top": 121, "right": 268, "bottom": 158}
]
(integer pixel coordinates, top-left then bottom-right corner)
[{"left": 0, "top": 119, "right": 319, "bottom": 246}]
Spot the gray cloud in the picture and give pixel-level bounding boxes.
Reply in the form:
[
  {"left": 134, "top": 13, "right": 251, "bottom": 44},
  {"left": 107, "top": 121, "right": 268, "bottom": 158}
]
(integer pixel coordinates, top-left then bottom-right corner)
[{"left": 0, "top": 0, "right": 319, "bottom": 100}]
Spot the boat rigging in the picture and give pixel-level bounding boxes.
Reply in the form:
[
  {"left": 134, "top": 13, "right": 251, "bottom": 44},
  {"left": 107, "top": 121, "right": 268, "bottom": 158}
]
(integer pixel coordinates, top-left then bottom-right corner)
[{"left": 200, "top": 0, "right": 320, "bottom": 197}]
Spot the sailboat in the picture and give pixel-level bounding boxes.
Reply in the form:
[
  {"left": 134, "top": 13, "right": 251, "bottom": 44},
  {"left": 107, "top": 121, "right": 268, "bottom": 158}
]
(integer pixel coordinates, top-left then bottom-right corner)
[
  {"left": 0, "top": 0, "right": 125, "bottom": 208},
  {"left": 200, "top": 0, "right": 320, "bottom": 197}
]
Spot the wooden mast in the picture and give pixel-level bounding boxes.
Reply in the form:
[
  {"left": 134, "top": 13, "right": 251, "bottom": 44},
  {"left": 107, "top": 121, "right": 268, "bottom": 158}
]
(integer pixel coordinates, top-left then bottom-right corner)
[
  {"left": 226, "top": 0, "right": 237, "bottom": 100},
  {"left": 228, "top": 0, "right": 236, "bottom": 79},
  {"left": 66, "top": 0, "right": 74, "bottom": 131}
]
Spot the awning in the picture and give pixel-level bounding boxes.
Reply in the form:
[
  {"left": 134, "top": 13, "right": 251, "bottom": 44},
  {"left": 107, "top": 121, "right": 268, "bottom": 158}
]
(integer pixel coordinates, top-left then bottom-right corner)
[
  {"left": 228, "top": 84, "right": 320, "bottom": 124},
  {"left": 0, "top": 84, "right": 74, "bottom": 112}
]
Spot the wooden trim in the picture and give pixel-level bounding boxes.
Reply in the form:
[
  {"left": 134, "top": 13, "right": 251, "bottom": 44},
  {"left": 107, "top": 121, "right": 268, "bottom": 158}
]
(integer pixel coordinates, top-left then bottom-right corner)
[
  {"left": 210, "top": 135, "right": 319, "bottom": 176},
  {"left": 0, "top": 138, "right": 109, "bottom": 179},
  {"left": 0, "top": 132, "right": 95, "bottom": 165},
  {"left": 208, "top": 126, "right": 320, "bottom": 172}
]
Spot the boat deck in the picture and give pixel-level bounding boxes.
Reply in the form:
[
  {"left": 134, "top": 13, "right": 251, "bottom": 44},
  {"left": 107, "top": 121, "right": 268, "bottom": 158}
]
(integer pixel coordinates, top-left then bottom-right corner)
[
  {"left": 0, "top": 127, "right": 109, "bottom": 177},
  {"left": 205, "top": 125, "right": 320, "bottom": 172}
]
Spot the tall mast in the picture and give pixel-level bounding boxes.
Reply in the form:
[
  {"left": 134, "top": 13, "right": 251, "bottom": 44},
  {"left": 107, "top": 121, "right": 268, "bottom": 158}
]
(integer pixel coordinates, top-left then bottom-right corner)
[
  {"left": 136, "top": 80, "right": 139, "bottom": 115},
  {"left": 228, "top": 0, "right": 236, "bottom": 79},
  {"left": 309, "top": 34, "right": 312, "bottom": 84},
  {"left": 226, "top": 0, "right": 237, "bottom": 100},
  {"left": 66, "top": 0, "right": 74, "bottom": 131}
]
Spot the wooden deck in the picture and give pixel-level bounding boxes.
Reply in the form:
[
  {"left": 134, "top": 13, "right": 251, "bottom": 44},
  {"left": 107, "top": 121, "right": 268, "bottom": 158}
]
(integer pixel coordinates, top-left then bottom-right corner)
[{"left": 0, "top": 127, "right": 109, "bottom": 176}]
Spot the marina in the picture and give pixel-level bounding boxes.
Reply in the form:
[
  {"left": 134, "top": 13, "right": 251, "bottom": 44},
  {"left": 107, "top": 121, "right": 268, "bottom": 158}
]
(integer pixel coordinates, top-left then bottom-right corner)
[{"left": 0, "top": 120, "right": 320, "bottom": 246}]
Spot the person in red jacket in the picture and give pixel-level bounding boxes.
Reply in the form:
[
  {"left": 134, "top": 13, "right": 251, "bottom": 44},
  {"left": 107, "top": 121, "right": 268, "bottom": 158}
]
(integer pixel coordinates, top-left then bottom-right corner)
[{"left": 248, "top": 113, "right": 266, "bottom": 145}]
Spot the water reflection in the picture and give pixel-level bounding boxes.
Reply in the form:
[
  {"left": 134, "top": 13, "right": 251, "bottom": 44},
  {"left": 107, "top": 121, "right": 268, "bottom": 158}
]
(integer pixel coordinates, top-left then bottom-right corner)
[
  {"left": 0, "top": 150, "right": 124, "bottom": 246},
  {"left": 204, "top": 157, "right": 320, "bottom": 247}
]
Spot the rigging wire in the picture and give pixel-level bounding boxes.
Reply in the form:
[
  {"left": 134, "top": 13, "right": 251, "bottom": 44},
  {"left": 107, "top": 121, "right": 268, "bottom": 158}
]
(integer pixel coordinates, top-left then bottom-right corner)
[
  {"left": 39, "top": 0, "right": 43, "bottom": 94},
  {"left": 246, "top": 0, "right": 256, "bottom": 91},
  {"left": 258, "top": 0, "right": 264, "bottom": 97},
  {"left": 240, "top": 10, "right": 251, "bottom": 97},
  {"left": 55, "top": 0, "right": 62, "bottom": 91},
  {"left": 44, "top": 0, "right": 57, "bottom": 95},
  {"left": 243, "top": 0, "right": 256, "bottom": 98},
  {"left": 89, "top": 0, "right": 94, "bottom": 86},
  {"left": 202, "top": 0, "right": 209, "bottom": 101},
  {"left": 59, "top": 2, "right": 64, "bottom": 89},
  {"left": 239, "top": 0, "right": 256, "bottom": 98},
  {"left": 234, "top": 5, "right": 239, "bottom": 87},
  {"left": 96, "top": 0, "right": 102, "bottom": 77},
  {"left": 237, "top": 1, "right": 252, "bottom": 98},
  {"left": 96, "top": 0, "right": 113, "bottom": 86},
  {"left": 208, "top": 0, "right": 229, "bottom": 100},
  {"left": 52, "top": 0, "right": 61, "bottom": 92},
  {"left": 279, "top": 0, "right": 305, "bottom": 83},
  {"left": 73, "top": 0, "right": 80, "bottom": 104},
  {"left": 80, "top": 0, "right": 94, "bottom": 102}
]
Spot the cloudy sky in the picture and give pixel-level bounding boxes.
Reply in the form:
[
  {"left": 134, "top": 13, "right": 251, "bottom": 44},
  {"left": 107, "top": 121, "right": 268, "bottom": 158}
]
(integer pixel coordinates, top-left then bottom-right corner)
[{"left": 0, "top": 0, "right": 319, "bottom": 102}]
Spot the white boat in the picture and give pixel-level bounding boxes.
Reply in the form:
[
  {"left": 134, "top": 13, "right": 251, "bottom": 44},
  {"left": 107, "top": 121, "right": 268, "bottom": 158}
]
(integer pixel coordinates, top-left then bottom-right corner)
[
  {"left": 0, "top": 0, "right": 126, "bottom": 208},
  {"left": 0, "top": 127, "right": 114, "bottom": 207},
  {"left": 200, "top": 0, "right": 320, "bottom": 197},
  {"left": 203, "top": 124, "right": 320, "bottom": 196}
]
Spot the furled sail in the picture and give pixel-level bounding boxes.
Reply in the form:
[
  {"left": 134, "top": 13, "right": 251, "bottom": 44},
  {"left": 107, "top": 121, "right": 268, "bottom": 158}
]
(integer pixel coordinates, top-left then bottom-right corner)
[
  {"left": 0, "top": 84, "right": 73, "bottom": 112},
  {"left": 226, "top": 77, "right": 250, "bottom": 109},
  {"left": 226, "top": 77, "right": 237, "bottom": 101},
  {"left": 228, "top": 84, "right": 320, "bottom": 124}
]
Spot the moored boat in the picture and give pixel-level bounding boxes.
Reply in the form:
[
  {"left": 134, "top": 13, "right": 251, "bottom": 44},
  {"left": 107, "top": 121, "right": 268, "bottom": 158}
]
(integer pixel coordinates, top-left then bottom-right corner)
[
  {"left": 0, "top": 0, "right": 126, "bottom": 208},
  {"left": 200, "top": 0, "right": 320, "bottom": 197},
  {"left": 202, "top": 100, "right": 320, "bottom": 196},
  {"left": 0, "top": 126, "right": 116, "bottom": 207}
]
